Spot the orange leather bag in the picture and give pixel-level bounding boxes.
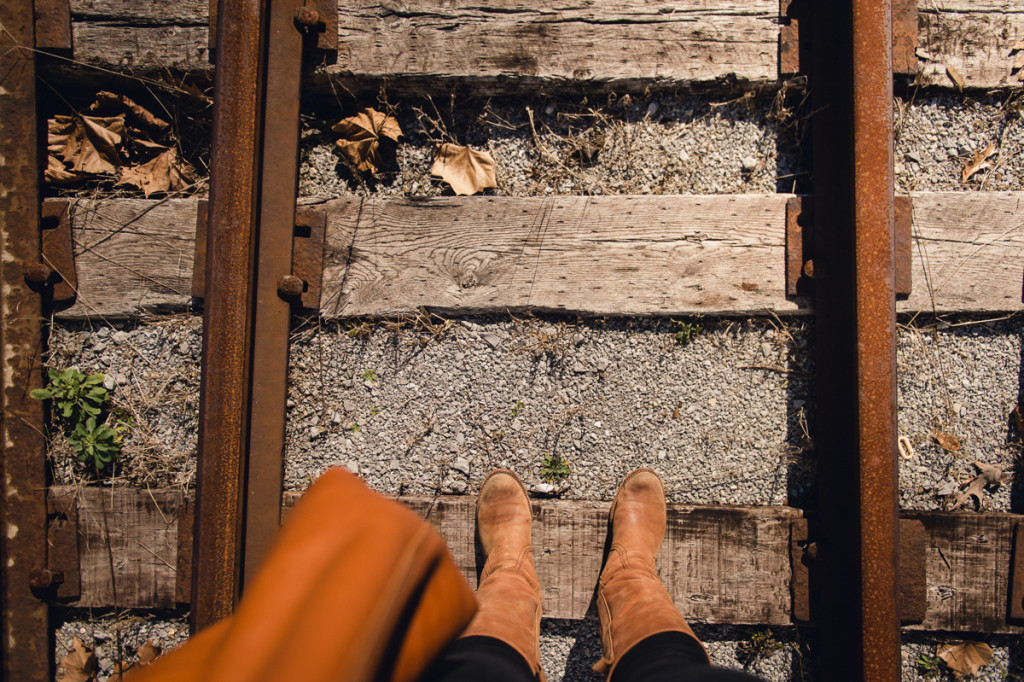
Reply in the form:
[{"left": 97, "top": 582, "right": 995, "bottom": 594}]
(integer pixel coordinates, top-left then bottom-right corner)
[{"left": 134, "top": 468, "right": 477, "bottom": 682}]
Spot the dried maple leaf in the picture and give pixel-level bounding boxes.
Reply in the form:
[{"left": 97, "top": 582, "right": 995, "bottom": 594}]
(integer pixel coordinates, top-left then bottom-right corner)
[
  {"left": 937, "top": 641, "right": 993, "bottom": 678},
  {"left": 962, "top": 143, "right": 996, "bottom": 183},
  {"left": 931, "top": 430, "right": 962, "bottom": 453},
  {"left": 60, "top": 637, "right": 98, "bottom": 682},
  {"left": 48, "top": 113, "right": 125, "bottom": 178},
  {"left": 431, "top": 143, "right": 498, "bottom": 195},
  {"left": 332, "top": 108, "right": 402, "bottom": 173},
  {"left": 952, "top": 460, "right": 1003, "bottom": 511},
  {"left": 116, "top": 146, "right": 196, "bottom": 198}
]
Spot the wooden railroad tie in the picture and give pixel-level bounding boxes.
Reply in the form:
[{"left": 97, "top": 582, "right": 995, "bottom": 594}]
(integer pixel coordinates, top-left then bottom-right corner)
[{"left": 47, "top": 486, "right": 1024, "bottom": 634}]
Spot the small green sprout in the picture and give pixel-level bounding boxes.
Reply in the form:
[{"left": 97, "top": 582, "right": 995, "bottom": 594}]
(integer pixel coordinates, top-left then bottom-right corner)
[
  {"left": 370, "top": 406, "right": 380, "bottom": 416},
  {"left": 511, "top": 399, "right": 524, "bottom": 416},
  {"left": 31, "top": 368, "right": 107, "bottom": 422},
  {"left": 68, "top": 417, "right": 121, "bottom": 471},
  {"left": 349, "top": 421, "right": 362, "bottom": 433},
  {"left": 915, "top": 654, "right": 942, "bottom": 678},
  {"left": 736, "top": 628, "right": 782, "bottom": 668},
  {"left": 540, "top": 453, "right": 570, "bottom": 483},
  {"left": 362, "top": 369, "right": 377, "bottom": 383},
  {"left": 670, "top": 319, "right": 704, "bottom": 347},
  {"left": 31, "top": 367, "right": 127, "bottom": 473}
]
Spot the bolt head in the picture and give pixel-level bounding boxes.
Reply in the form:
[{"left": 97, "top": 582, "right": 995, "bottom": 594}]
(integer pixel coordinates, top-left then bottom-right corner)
[
  {"left": 28, "top": 568, "right": 55, "bottom": 590},
  {"left": 278, "top": 275, "right": 305, "bottom": 298},
  {"left": 23, "top": 263, "right": 52, "bottom": 284},
  {"left": 294, "top": 6, "right": 320, "bottom": 26},
  {"left": 802, "top": 259, "right": 827, "bottom": 280}
]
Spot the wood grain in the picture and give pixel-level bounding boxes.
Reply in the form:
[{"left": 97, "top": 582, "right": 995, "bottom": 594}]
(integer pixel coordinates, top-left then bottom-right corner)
[
  {"left": 62, "top": 0, "right": 1022, "bottom": 89},
  {"left": 51, "top": 487, "right": 1024, "bottom": 632},
  {"left": 57, "top": 486, "right": 185, "bottom": 609},
  {"left": 332, "top": 1, "right": 778, "bottom": 89},
  {"left": 904, "top": 511, "right": 1024, "bottom": 634},
  {"left": 55, "top": 193, "right": 1024, "bottom": 319},
  {"left": 902, "top": 191, "right": 1024, "bottom": 313},
  {"left": 61, "top": 198, "right": 197, "bottom": 319},
  {"left": 322, "top": 195, "right": 795, "bottom": 317},
  {"left": 916, "top": 0, "right": 1024, "bottom": 89}
]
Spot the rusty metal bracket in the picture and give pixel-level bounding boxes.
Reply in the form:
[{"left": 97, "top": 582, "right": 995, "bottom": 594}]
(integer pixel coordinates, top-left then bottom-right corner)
[
  {"left": 38, "top": 199, "right": 77, "bottom": 304},
  {"left": 34, "top": 0, "right": 71, "bottom": 52},
  {"left": 790, "top": 518, "right": 927, "bottom": 624},
  {"left": 191, "top": 200, "right": 324, "bottom": 310},
  {"left": 786, "top": 196, "right": 912, "bottom": 297},
  {"left": 208, "top": 0, "right": 338, "bottom": 56},
  {"left": 779, "top": 0, "right": 918, "bottom": 77},
  {"left": 1010, "top": 522, "right": 1024, "bottom": 621}
]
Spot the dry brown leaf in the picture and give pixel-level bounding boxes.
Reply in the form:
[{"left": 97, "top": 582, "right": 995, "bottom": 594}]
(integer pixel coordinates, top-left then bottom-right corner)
[
  {"left": 110, "top": 639, "right": 162, "bottom": 680},
  {"left": 952, "top": 460, "right": 1003, "bottom": 511},
  {"left": 961, "top": 143, "right": 996, "bottom": 183},
  {"left": 937, "top": 641, "right": 993, "bottom": 678},
  {"left": 947, "top": 64, "right": 965, "bottom": 90},
  {"left": 1011, "top": 404, "right": 1024, "bottom": 437},
  {"left": 60, "top": 637, "right": 98, "bottom": 682},
  {"left": 332, "top": 108, "right": 402, "bottom": 173},
  {"left": 931, "top": 430, "right": 962, "bottom": 453},
  {"left": 431, "top": 143, "right": 498, "bottom": 195},
  {"left": 91, "top": 91, "right": 169, "bottom": 136},
  {"left": 48, "top": 114, "right": 125, "bottom": 178},
  {"left": 116, "top": 147, "right": 196, "bottom": 197},
  {"left": 137, "top": 638, "right": 161, "bottom": 666}
]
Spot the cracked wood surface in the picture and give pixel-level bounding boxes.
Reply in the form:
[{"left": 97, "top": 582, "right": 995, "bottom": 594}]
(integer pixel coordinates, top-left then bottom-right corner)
[
  {"left": 61, "top": 0, "right": 1022, "bottom": 90},
  {"left": 48, "top": 486, "right": 1024, "bottom": 632},
  {"left": 54, "top": 192, "right": 1024, "bottom": 319},
  {"left": 916, "top": 0, "right": 1024, "bottom": 89}
]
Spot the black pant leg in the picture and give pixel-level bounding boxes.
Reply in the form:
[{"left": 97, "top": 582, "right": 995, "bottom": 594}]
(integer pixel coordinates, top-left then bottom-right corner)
[
  {"left": 421, "top": 635, "right": 535, "bottom": 682},
  {"left": 611, "top": 632, "right": 767, "bottom": 682}
]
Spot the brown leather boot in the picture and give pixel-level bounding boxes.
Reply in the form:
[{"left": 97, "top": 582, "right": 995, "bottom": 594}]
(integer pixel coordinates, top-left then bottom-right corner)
[
  {"left": 460, "top": 470, "right": 546, "bottom": 681},
  {"left": 592, "top": 468, "right": 709, "bottom": 678}
]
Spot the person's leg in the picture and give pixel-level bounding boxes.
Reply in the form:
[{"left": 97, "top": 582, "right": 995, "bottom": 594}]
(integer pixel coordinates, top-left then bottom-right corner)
[
  {"left": 421, "top": 636, "right": 535, "bottom": 682},
  {"left": 610, "top": 632, "right": 765, "bottom": 682},
  {"left": 429, "top": 469, "right": 545, "bottom": 682},
  {"left": 593, "top": 469, "right": 710, "bottom": 679}
]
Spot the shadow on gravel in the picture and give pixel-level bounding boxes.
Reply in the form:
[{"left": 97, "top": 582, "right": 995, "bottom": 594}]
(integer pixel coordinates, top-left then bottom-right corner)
[
  {"left": 784, "top": 319, "right": 816, "bottom": 511},
  {"left": 1012, "top": 322, "right": 1024, "bottom": 513}
]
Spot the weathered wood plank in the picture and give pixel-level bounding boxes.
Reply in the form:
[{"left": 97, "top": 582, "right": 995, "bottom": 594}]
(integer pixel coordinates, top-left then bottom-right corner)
[
  {"left": 322, "top": 195, "right": 796, "bottom": 317},
  {"left": 394, "top": 496, "right": 800, "bottom": 624},
  {"left": 51, "top": 487, "right": 1024, "bottom": 632},
  {"left": 71, "top": 24, "right": 210, "bottom": 72},
  {"left": 332, "top": 1, "right": 778, "bottom": 89},
  {"left": 916, "top": 0, "right": 1024, "bottom": 89},
  {"left": 61, "top": 0, "right": 1022, "bottom": 89},
  {"left": 62, "top": 198, "right": 196, "bottom": 319},
  {"left": 904, "top": 511, "right": 1024, "bottom": 634},
  {"left": 901, "top": 191, "right": 1024, "bottom": 313},
  {"left": 56, "top": 486, "right": 185, "bottom": 609},
  {"left": 54, "top": 193, "right": 1024, "bottom": 319}
]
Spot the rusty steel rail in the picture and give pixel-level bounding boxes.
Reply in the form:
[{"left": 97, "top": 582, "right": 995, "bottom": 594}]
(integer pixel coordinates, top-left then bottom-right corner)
[
  {"left": 0, "top": 0, "right": 52, "bottom": 678},
  {"left": 243, "top": 0, "right": 306, "bottom": 585},
  {"left": 192, "top": 0, "right": 266, "bottom": 632},
  {"left": 194, "top": 0, "right": 321, "bottom": 630},
  {"left": 811, "top": 0, "right": 902, "bottom": 678}
]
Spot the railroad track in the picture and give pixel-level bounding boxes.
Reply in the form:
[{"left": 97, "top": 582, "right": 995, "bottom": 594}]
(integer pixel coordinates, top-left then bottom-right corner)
[{"left": 3, "top": 1, "right": 1024, "bottom": 679}]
